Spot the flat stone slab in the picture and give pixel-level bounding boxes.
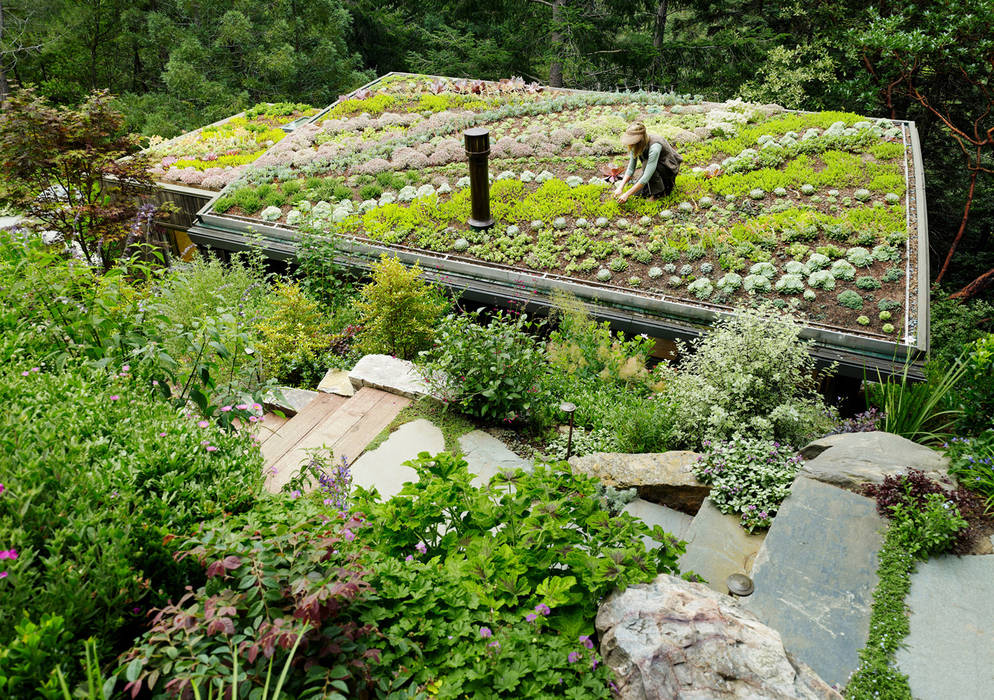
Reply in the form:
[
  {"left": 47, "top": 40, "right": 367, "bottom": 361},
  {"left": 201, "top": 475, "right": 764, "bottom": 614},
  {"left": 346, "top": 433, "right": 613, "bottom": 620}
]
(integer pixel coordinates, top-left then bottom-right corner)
[
  {"left": 743, "top": 476, "right": 887, "bottom": 688},
  {"left": 458, "top": 430, "right": 531, "bottom": 488},
  {"left": 897, "top": 555, "right": 994, "bottom": 700},
  {"left": 263, "top": 386, "right": 319, "bottom": 416},
  {"left": 679, "top": 498, "right": 766, "bottom": 593},
  {"left": 348, "top": 354, "right": 430, "bottom": 399},
  {"left": 623, "top": 498, "right": 693, "bottom": 550},
  {"left": 568, "top": 451, "right": 708, "bottom": 513},
  {"left": 800, "top": 431, "right": 949, "bottom": 488},
  {"left": 0, "top": 215, "right": 23, "bottom": 230},
  {"left": 349, "top": 419, "right": 444, "bottom": 500},
  {"left": 317, "top": 368, "right": 355, "bottom": 397}
]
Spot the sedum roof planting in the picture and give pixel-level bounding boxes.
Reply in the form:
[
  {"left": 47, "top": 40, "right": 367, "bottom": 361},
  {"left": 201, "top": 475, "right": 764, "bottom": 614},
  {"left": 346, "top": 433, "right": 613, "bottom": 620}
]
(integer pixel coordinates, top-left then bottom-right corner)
[{"left": 183, "top": 73, "right": 926, "bottom": 355}]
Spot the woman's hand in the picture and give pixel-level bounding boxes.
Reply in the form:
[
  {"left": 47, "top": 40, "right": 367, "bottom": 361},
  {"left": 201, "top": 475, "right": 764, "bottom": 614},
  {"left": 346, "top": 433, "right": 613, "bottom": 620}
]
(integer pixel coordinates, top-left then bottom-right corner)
[
  {"left": 614, "top": 183, "right": 624, "bottom": 197},
  {"left": 616, "top": 189, "right": 630, "bottom": 203}
]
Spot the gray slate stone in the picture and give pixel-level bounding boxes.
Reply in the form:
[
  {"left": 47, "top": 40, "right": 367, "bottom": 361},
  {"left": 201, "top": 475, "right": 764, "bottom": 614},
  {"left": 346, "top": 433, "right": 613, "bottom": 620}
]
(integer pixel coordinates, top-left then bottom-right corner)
[
  {"left": 317, "top": 368, "right": 355, "bottom": 397},
  {"left": 568, "top": 451, "right": 708, "bottom": 513},
  {"left": 458, "top": 430, "right": 530, "bottom": 488},
  {"left": 679, "top": 498, "right": 766, "bottom": 592},
  {"left": 800, "top": 431, "right": 948, "bottom": 488},
  {"left": 348, "top": 354, "right": 430, "bottom": 399},
  {"left": 897, "top": 555, "right": 994, "bottom": 700},
  {"left": 263, "top": 386, "right": 319, "bottom": 416},
  {"left": 349, "top": 419, "right": 444, "bottom": 499},
  {"left": 743, "top": 476, "right": 887, "bottom": 688},
  {"left": 596, "top": 574, "right": 841, "bottom": 700},
  {"left": 623, "top": 498, "right": 693, "bottom": 550}
]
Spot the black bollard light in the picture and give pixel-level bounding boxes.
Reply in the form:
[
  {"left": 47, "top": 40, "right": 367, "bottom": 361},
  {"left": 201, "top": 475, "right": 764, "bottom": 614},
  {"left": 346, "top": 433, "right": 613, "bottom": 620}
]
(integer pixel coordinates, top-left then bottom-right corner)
[{"left": 464, "top": 128, "right": 494, "bottom": 230}]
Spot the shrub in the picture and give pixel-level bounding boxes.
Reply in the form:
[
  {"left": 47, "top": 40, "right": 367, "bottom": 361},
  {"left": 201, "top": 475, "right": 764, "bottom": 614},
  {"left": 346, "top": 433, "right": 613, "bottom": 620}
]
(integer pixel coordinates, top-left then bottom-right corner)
[
  {"left": 355, "top": 256, "right": 449, "bottom": 360},
  {"left": 0, "top": 366, "right": 263, "bottom": 686},
  {"left": 946, "top": 431, "right": 994, "bottom": 511},
  {"left": 120, "top": 501, "right": 375, "bottom": 699},
  {"left": 418, "top": 310, "right": 552, "bottom": 425},
  {"left": 957, "top": 334, "right": 994, "bottom": 435},
  {"left": 254, "top": 282, "right": 334, "bottom": 386},
  {"left": 352, "top": 452, "right": 684, "bottom": 697},
  {"left": 610, "top": 393, "right": 677, "bottom": 453},
  {"left": 929, "top": 293, "right": 994, "bottom": 367},
  {"left": 663, "top": 306, "right": 833, "bottom": 448},
  {"left": 694, "top": 438, "right": 803, "bottom": 532}
]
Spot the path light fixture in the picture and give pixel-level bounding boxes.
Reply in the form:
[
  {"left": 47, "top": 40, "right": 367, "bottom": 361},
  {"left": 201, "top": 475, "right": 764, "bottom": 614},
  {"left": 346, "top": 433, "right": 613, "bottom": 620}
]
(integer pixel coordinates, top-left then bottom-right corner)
[
  {"left": 464, "top": 127, "right": 494, "bottom": 230},
  {"left": 726, "top": 573, "right": 754, "bottom": 598},
  {"left": 560, "top": 401, "right": 577, "bottom": 460}
]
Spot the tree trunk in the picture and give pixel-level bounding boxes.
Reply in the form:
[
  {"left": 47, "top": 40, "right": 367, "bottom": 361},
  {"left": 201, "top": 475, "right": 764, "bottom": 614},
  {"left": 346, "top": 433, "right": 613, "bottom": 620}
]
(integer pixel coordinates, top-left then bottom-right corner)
[
  {"left": 935, "top": 167, "right": 978, "bottom": 286},
  {"left": 549, "top": 0, "right": 563, "bottom": 87},
  {"left": 950, "top": 266, "right": 994, "bottom": 301},
  {"left": 653, "top": 0, "right": 668, "bottom": 49}
]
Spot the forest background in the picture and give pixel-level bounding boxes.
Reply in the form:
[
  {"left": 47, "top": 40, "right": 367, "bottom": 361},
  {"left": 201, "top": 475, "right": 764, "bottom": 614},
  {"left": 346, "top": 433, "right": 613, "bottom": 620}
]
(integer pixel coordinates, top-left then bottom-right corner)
[{"left": 0, "top": 0, "right": 991, "bottom": 298}]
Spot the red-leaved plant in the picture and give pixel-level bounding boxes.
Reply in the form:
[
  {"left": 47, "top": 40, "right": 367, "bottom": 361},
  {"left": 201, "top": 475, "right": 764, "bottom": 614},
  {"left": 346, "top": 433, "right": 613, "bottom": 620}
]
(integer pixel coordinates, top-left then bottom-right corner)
[
  {"left": 598, "top": 163, "right": 625, "bottom": 183},
  {"left": 119, "top": 508, "right": 377, "bottom": 699}
]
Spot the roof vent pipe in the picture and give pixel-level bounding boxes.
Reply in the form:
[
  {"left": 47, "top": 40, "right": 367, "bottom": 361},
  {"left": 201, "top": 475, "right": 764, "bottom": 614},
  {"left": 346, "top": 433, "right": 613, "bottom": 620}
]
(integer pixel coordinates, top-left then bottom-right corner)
[{"left": 464, "top": 128, "right": 494, "bottom": 230}]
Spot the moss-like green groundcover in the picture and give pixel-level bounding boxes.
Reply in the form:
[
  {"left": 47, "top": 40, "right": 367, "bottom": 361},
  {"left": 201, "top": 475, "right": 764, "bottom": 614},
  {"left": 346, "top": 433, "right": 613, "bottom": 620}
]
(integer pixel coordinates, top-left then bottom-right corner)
[{"left": 197, "top": 74, "right": 917, "bottom": 339}]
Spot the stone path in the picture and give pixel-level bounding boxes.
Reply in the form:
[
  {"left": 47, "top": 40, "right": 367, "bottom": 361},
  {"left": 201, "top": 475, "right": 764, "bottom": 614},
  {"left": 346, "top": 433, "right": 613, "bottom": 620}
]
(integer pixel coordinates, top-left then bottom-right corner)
[
  {"left": 350, "top": 419, "right": 444, "bottom": 499},
  {"left": 622, "top": 498, "right": 693, "bottom": 551},
  {"left": 896, "top": 555, "right": 994, "bottom": 700},
  {"left": 743, "top": 476, "right": 887, "bottom": 688},
  {"left": 458, "top": 430, "right": 531, "bottom": 487},
  {"left": 678, "top": 498, "right": 766, "bottom": 592}
]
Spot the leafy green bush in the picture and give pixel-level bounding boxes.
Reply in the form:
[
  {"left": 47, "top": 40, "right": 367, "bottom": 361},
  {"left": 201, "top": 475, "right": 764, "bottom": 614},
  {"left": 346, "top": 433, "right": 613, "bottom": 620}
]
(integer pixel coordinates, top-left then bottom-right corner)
[
  {"left": 120, "top": 500, "right": 374, "bottom": 699},
  {"left": 694, "top": 437, "right": 803, "bottom": 532},
  {"left": 958, "top": 334, "right": 994, "bottom": 435},
  {"left": 353, "top": 452, "right": 685, "bottom": 698},
  {"left": 0, "top": 365, "right": 263, "bottom": 685},
  {"left": 0, "top": 613, "right": 71, "bottom": 698},
  {"left": 929, "top": 292, "right": 994, "bottom": 367},
  {"left": 663, "top": 306, "right": 833, "bottom": 448},
  {"left": 946, "top": 431, "right": 994, "bottom": 510},
  {"left": 356, "top": 256, "right": 449, "bottom": 359},
  {"left": 253, "top": 281, "right": 334, "bottom": 387},
  {"left": 419, "top": 310, "right": 552, "bottom": 425},
  {"left": 610, "top": 394, "right": 677, "bottom": 453}
]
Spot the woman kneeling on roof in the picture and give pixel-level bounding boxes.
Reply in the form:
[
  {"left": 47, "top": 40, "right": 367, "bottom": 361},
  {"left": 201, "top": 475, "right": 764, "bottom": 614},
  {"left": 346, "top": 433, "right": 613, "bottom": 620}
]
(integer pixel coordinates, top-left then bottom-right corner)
[{"left": 614, "top": 122, "right": 683, "bottom": 203}]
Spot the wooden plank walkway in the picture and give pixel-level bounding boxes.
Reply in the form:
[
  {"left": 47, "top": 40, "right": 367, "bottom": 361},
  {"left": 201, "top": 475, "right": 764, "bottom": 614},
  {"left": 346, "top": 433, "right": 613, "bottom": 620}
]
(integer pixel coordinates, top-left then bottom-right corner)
[{"left": 262, "top": 387, "right": 410, "bottom": 494}]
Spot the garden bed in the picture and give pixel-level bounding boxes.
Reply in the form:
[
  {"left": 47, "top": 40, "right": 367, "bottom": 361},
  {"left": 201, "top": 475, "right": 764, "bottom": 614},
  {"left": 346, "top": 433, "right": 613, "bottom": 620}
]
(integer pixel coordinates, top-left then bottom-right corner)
[{"left": 186, "top": 73, "right": 928, "bottom": 357}]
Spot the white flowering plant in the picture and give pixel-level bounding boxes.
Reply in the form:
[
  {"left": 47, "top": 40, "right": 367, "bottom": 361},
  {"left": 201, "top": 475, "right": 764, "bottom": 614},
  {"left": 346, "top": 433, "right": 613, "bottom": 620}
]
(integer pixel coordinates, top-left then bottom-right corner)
[{"left": 694, "top": 436, "right": 803, "bottom": 531}]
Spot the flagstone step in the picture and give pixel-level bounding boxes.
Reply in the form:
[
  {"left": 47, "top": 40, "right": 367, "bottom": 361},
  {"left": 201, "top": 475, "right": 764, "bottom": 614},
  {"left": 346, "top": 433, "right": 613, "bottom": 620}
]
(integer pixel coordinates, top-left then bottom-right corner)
[
  {"left": 677, "top": 498, "right": 766, "bottom": 592},
  {"left": 742, "top": 476, "right": 887, "bottom": 689}
]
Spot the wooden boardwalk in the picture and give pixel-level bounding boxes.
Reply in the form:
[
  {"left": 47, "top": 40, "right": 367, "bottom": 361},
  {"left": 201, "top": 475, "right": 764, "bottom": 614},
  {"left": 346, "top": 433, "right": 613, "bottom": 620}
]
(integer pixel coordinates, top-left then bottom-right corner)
[{"left": 259, "top": 387, "right": 410, "bottom": 493}]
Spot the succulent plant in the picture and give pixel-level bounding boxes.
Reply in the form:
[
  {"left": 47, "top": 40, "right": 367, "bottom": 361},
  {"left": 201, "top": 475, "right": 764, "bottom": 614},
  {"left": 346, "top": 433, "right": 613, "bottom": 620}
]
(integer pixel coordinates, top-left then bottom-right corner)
[
  {"left": 784, "top": 260, "right": 810, "bottom": 276},
  {"left": 535, "top": 170, "right": 555, "bottom": 183},
  {"left": 857, "top": 315, "right": 870, "bottom": 326},
  {"left": 530, "top": 220, "right": 544, "bottom": 229},
  {"left": 659, "top": 209, "right": 674, "bottom": 219},
  {"left": 576, "top": 218, "right": 589, "bottom": 228},
  {"left": 853, "top": 188, "right": 872, "bottom": 202},
  {"left": 846, "top": 247, "right": 874, "bottom": 267},
  {"left": 774, "top": 274, "right": 805, "bottom": 294},
  {"left": 803, "top": 289, "right": 816, "bottom": 301},
  {"left": 749, "top": 188, "right": 766, "bottom": 200},
  {"left": 700, "top": 262, "right": 714, "bottom": 275},
  {"left": 519, "top": 170, "right": 536, "bottom": 182},
  {"left": 260, "top": 205, "right": 282, "bottom": 222},
  {"left": 800, "top": 184, "right": 816, "bottom": 196},
  {"left": 808, "top": 270, "right": 836, "bottom": 290},
  {"left": 628, "top": 276, "right": 642, "bottom": 287},
  {"left": 829, "top": 259, "right": 856, "bottom": 281},
  {"left": 679, "top": 264, "right": 693, "bottom": 276},
  {"left": 699, "top": 196, "right": 714, "bottom": 209},
  {"left": 453, "top": 238, "right": 470, "bottom": 252},
  {"left": 668, "top": 275, "right": 683, "bottom": 287},
  {"left": 285, "top": 209, "right": 303, "bottom": 226},
  {"left": 837, "top": 289, "right": 864, "bottom": 309},
  {"left": 743, "top": 274, "right": 772, "bottom": 293},
  {"left": 688, "top": 277, "right": 714, "bottom": 299},
  {"left": 749, "top": 261, "right": 776, "bottom": 279},
  {"left": 506, "top": 224, "right": 520, "bottom": 235},
  {"left": 565, "top": 175, "right": 584, "bottom": 187},
  {"left": 879, "top": 310, "right": 892, "bottom": 321},
  {"left": 773, "top": 187, "right": 788, "bottom": 197},
  {"left": 616, "top": 218, "right": 630, "bottom": 230},
  {"left": 648, "top": 266, "right": 663, "bottom": 279},
  {"left": 806, "top": 253, "right": 831, "bottom": 270},
  {"left": 716, "top": 272, "right": 742, "bottom": 293},
  {"left": 639, "top": 215, "right": 652, "bottom": 227},
  {"left": 609, "top": 257, "right": 628, "bottom": 272},
  {"left": 882, "top": 323, "right": 895, "bottom": 333},
  {"left": 553, "top": 217, "right": 568, "bottom": 230},
  {"left": 884, "top": 192, "right": 901, "bottom": 204},
  {"left": 856, "top": 276, "right": 882, "bottom": 290},
  {"left": 398, "top": 185, "right": 418, "bottom": 202},
  {"left": 678, "top": 202, "right": 694, "bottom": 214},
  {"left": 595, "top": 217, "right": 609, "bottom": 227},
  {"left": 596, "top": 268, "right": 612, "bottom": 282}
]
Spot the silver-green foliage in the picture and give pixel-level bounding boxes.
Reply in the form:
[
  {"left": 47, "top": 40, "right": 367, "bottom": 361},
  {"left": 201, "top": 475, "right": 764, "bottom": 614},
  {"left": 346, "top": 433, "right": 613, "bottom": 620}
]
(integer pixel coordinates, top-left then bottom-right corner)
[{"left": 662, "top": 306, "right": 833, "bottom": 448}]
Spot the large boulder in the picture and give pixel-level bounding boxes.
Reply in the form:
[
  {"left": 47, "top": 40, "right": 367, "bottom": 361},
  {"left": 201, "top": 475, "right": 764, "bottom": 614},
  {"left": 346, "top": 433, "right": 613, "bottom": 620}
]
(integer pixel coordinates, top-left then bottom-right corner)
[
  {"left": 348, "top": 354, "right": 431, "bottom": 399},
  {"left": 568, "top": 451, "right": 708, "bottom": 513},
  {"left": 799, "top": 431, "right": 949, "bottom": 488},
  {"left": 596, "top": 574, "right": 841, "bottom": 700}
]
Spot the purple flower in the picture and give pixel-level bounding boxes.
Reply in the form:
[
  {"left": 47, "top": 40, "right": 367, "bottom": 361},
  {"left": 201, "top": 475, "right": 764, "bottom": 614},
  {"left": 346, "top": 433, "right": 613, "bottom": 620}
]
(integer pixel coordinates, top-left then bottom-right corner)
[
  {"left": 158, "top": 432, "right": 166, "bottom": 437},
  {"left": 479, "top": 626, "right": 492, "bottom": 638},
  {"left": 20, "top": 371, "right": 29, "bottom": 376},
  {"left": 592, "top": 658, "right": 600, "bottom": 669},
  {"left": 290, "top": 490, "right": 302, "bottom": 499},
  {"left": 220, "top": 405, "right": 232, "bottom": 412},
  {"left": 415, "top": 541, "right": 427, "bottom": 554},
  {"left": 343, "top": 530, "right": 355, "bottom": 541},
  {"left": 121, "top": 365, "right": 129, "bottom": 373},
  {"left": 405, "top": 555, "right": 414, "bottom": 562},
  {"left": 205, "top": 445, "right": 218, "bottom": 452},
  {"left": 0, "top": 571, "right": 7, "bottom": 579},
  {"left": 525, "top": 613, "right": 539, "bottom": 623},
  {"left": 197, "top": 420, "right": 209, "bottom": 429},
  {"left": 579, "top": 634, "right": 593, "bottom": 649},
  {"left": 0, "top": 550, "right": 17, "bottom": 560},
  {"left": 568, "top": 651, "right": 581, "bottom": 663},
  {"left": 0, "top": 483, "right": 5, "bottom": 496},
  {"left": 109, "top": 395, "right": 120, "bottom": 401},
  {"left": 488, "top": 641, "right": 500, "bottom": 649},
  {"left": 236, "top": 403, "right": 249, "bottom": 410},
  {"left": 535, "top": 603, "right": 551, "bottom": 616}
]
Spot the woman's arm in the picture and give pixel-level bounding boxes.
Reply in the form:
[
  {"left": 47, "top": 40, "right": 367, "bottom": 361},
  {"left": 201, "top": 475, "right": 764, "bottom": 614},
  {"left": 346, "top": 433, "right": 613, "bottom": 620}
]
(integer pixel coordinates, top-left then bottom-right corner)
[
  {"left": 616, "top": 152, "right": 637, "bottom": 194},
  {"left": 620, "top": 144, "right": 662, "bottom": 201}
]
